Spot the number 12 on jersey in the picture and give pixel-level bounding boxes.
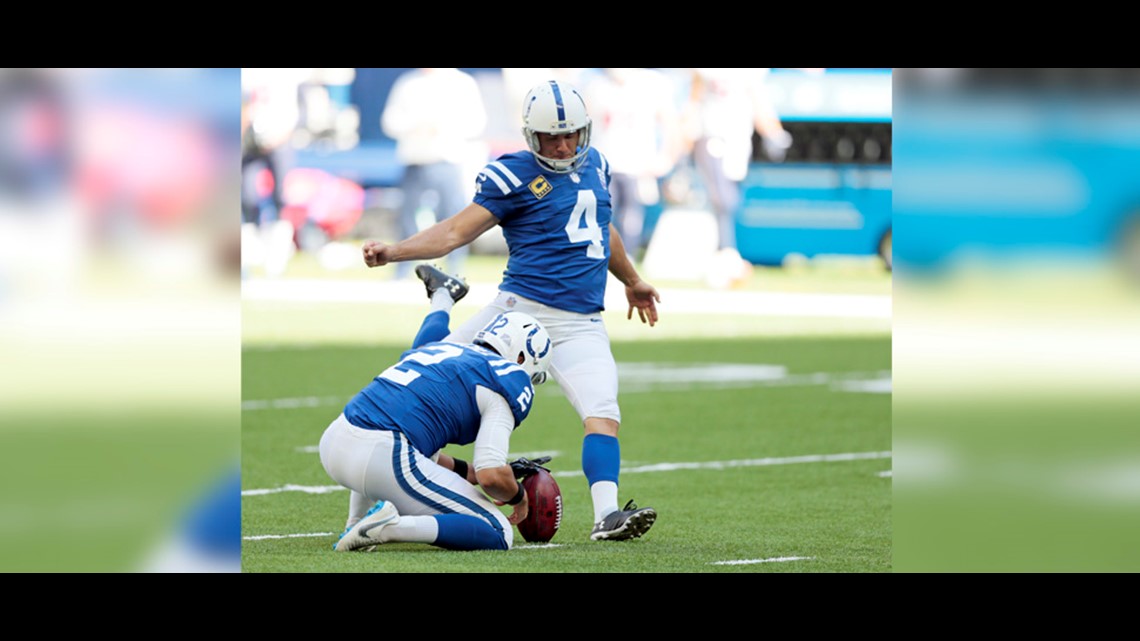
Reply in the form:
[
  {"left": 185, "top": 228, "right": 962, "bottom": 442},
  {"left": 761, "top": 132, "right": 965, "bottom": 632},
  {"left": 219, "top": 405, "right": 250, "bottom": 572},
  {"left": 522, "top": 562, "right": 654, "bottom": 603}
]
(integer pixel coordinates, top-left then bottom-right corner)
[{"left": 564, "top": 190, "right": 605, "bottom": 259}]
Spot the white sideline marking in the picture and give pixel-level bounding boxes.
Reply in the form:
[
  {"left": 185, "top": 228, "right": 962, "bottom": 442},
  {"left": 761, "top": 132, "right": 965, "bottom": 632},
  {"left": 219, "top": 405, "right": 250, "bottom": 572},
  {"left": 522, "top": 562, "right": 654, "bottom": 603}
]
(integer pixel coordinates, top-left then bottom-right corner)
[
  {"left": 243, "top": 451, "right": 892, "bottom": 495},
  {"left": 514, "top": 543, "right": 564, "bottom": 549},
  {"left": 878, "top": 470, "right": 892, "bottom": 478},
  {"left": 834, "top": 378, "right": 892, "bottom": 394},
  {"left": 711, "top": 556, "right": 815, "bottom": 565},
  {"left": 552, "top": 451, "right": 892, "bottom": 478},
  {"left": 296, "top": 445, "right": 320, "bottom": 453},
  {"left": 243, "top": 484, "right": 345, "bottom": 496},
  {"left": 242, "top": 396, "right": 342, "bottom": 411},
  {"left": 510, "top": 450, "right": 561, "bottom": 460},
  {"left": 245, "top": 532, "right": 337, "bottom": 541},
  {"left": 243, "top": 367, "right": 892, "bottom": 411}
]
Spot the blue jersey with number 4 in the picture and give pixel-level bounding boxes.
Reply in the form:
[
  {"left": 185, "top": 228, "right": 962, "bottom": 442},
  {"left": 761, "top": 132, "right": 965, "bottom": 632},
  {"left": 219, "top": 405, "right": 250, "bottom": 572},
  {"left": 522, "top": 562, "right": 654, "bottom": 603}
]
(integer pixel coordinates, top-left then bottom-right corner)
[
  {"left": 343, "top": 342, "right": 536, "bottom": 456},
  {"left": 474, "top": 148, "right": 613, "bottom": 313}
]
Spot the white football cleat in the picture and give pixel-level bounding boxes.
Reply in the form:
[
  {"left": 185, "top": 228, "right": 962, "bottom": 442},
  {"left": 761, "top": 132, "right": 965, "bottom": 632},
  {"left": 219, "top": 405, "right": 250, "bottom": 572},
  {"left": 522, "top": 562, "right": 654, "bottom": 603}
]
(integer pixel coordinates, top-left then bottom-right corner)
[{"left": 333, "top": 500, "right": 400, "bottom": 552}]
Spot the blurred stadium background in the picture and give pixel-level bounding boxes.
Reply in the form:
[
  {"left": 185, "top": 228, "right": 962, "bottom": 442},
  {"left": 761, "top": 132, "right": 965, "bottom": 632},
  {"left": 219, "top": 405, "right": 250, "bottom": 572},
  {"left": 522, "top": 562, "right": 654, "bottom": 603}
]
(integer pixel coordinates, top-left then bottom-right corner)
[
  {"left": 0, "top": 69, "right": 239, "bottom": 572},
  {"left": 8, "top": 67, "right": 1133, "bottom": 573}
]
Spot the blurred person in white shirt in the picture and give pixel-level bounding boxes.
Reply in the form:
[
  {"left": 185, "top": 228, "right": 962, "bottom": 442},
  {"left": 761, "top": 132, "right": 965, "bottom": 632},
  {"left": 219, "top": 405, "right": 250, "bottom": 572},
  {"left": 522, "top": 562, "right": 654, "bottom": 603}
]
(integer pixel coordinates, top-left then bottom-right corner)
[
  {"left": 585, "top": 68, "right": 682, "bottom": 260},
  {"left": 681, "top": 68, "right": 792, "bottom": 288},
  {"left": 382, "top": 68, "right": 487, "bottom": 280}
]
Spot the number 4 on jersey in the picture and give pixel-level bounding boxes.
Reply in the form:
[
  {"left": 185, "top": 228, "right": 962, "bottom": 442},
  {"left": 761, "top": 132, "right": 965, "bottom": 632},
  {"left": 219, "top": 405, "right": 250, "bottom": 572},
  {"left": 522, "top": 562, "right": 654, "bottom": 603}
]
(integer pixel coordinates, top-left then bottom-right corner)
[{"left": 564, "top": 190, "right": 604, "bottom": 259}]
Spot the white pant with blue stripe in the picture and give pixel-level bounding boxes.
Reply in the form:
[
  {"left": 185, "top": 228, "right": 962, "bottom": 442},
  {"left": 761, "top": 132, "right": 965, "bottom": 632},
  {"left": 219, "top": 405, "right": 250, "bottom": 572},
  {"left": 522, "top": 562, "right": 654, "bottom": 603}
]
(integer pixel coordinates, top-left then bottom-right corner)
[{"left": 319, "top": 413, "right": 513, "bottom": 548}]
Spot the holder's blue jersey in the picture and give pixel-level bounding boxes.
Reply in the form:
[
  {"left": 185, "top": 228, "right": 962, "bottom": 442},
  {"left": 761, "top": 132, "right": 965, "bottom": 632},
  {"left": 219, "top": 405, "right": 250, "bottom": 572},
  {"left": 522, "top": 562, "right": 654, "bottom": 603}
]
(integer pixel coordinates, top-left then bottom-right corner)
[
  {"left": 344, "top": 342, "right": 536, "bottom": 456},
  {"left": 474, "top": 148, "right": 613, "bottom": 313}
]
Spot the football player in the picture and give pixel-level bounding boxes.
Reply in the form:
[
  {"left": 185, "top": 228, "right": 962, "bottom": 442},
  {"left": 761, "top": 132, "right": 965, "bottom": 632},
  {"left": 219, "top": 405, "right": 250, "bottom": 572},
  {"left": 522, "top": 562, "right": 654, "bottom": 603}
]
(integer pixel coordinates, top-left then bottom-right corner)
[
  {"left": 363, "top": 80, "right": 659, "bottom": 541},
  {"left": 320, "top": 266, "right": 553, "bottom": 552}
]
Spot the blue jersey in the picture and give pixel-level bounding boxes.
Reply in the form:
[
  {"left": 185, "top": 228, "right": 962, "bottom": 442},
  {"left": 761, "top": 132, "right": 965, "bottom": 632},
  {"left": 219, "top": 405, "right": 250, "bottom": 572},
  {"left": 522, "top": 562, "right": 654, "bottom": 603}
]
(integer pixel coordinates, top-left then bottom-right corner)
[
  {"left": 344, "top": 342, "right": 536, "bottom": 456},
  {"left": 474, "top": 148, "right": 613, "bottom": 313}
]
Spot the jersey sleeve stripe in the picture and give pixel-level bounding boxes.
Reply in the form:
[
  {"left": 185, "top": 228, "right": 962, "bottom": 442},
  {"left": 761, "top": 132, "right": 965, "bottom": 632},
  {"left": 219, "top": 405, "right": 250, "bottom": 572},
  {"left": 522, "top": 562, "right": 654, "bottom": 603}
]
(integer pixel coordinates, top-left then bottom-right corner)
[
  {"left": 493, "top": 363, "right": 526, "bottom": 377},
  {"left": 488, "top": 161, "right": 523, "bottom": 188},
  {"left": 479, "top": 167, "right": 512, "bottom": 195},
  {"left": 598, "top": 150, "right": 610, "bottom": 176}
]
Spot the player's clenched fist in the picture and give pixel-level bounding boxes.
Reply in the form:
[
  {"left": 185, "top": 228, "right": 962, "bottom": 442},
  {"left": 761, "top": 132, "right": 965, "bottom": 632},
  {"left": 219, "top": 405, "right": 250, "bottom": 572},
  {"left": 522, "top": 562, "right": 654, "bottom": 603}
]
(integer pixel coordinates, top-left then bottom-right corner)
[{"left": 362, "top": 241, "right": 393, "bottom": 268}]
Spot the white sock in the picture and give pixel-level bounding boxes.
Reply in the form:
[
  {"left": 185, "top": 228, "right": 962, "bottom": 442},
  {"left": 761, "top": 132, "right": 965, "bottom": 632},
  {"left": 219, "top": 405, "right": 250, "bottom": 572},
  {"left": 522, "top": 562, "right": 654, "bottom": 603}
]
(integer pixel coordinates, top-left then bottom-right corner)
[
  {"left": 377, "top": 514, "right": 438, "bottom": 544},
  {"left": 430, "top": 288, "right": 454, "bottom": 314},
  {"left": 346, "top": 491, "right": 374, "bottom": 530},
  {"left": 591, "top": 481, "right": 619, "bottom": 523}
]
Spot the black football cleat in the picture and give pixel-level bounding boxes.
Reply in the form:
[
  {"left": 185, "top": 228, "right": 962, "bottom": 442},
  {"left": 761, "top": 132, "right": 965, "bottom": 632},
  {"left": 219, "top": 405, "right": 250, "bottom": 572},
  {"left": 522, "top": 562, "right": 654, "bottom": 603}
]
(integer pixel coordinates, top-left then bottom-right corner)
[
  {"left": 590, "top": 500, "right": 656, "bottom": 541},
  {"left": 415, "top": 264, "right": 469, "bottom": 303}
]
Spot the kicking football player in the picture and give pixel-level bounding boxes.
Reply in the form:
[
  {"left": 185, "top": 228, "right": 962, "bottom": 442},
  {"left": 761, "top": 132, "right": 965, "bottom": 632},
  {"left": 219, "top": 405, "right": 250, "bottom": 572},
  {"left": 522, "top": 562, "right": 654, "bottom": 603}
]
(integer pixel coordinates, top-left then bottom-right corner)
[
  {"left": 362, "top": 80, "right": 659, "bottom": 541},
  {"left": 319, "top": 265, "right": 553, "bottom": 552}
]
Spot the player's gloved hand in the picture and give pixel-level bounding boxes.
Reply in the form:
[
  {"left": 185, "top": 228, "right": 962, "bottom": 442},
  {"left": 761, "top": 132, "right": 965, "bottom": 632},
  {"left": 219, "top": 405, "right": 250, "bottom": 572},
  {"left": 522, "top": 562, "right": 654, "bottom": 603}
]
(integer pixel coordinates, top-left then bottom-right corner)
[{"left": 509, "top": 456, "right": 552, "bottom": 479}]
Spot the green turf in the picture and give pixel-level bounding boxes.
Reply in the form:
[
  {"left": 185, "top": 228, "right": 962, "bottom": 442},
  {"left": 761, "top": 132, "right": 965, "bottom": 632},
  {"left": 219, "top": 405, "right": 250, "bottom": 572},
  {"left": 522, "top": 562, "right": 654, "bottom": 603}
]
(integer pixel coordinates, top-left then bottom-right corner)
[
  {"left": 0, "top": 411, "right": 237, "bottom": 572},
  {"left": 242, "top": 335, "right": 890, "bottom": 573}
]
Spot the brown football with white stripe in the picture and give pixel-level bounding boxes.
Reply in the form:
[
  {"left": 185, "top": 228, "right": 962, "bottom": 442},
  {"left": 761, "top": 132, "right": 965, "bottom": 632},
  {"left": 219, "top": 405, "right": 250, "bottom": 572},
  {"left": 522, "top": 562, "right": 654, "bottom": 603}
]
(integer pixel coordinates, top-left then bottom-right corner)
[{"left": 517, "top": 469, "right": 562, "bottom": 543}]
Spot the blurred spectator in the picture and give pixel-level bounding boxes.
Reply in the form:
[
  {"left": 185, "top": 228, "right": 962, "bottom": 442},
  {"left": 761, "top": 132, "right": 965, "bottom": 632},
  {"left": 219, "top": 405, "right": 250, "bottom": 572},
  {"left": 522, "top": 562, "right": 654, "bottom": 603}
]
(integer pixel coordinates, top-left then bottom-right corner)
[
  {"left": 0, "top": 68, "right": 68, "bottom": 205},
  {"left": 241, "top": 70, "right": 303, "bottom": 279},
  {"left": 680, "top": 68, "right": 793, "bottom": 288},
  {"left": 381, "top": 68, "right": 486, "bottom": 280},
  {"left": 584, "top": 68, "right": 682, "bottom": 260}
]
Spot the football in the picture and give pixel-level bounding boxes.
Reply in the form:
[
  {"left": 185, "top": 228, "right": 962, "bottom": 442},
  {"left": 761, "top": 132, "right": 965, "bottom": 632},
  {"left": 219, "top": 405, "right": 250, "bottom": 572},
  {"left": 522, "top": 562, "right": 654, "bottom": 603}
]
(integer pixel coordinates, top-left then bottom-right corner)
[{"left": 517, "top": 469, "right": 562, "bottom": 543}]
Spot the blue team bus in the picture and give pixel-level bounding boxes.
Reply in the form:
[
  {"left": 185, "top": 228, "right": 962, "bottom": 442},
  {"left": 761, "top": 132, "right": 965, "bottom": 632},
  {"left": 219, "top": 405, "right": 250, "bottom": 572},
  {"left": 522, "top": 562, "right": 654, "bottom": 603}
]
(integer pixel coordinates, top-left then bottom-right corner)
[{"left": 733, "top": 68, "right": 893, "bottom": 269}]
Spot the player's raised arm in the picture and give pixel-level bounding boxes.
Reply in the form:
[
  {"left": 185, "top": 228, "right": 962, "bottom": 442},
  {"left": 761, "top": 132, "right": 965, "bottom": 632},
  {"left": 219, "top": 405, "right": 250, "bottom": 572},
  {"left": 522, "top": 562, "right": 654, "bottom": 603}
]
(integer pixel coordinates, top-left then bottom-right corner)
[{"left": 362, "top": 203, "right": 499, "bottom": 268}]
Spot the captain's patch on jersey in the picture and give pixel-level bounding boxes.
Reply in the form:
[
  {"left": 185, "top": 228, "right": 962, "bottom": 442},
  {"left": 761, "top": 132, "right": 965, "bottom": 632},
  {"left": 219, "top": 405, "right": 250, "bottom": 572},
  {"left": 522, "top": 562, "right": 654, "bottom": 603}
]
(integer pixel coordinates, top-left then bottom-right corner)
[{"left": 528, "top": 175, "right": 552, "bottom": 199}]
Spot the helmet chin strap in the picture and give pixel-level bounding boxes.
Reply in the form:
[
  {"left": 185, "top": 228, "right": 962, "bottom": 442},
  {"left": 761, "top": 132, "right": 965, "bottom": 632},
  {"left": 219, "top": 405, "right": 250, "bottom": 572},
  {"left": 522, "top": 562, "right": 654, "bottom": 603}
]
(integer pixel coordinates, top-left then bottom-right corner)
[
  {"left": 534, "top": 147, "right": 586, "bottom": 174},
  {"left": 537, "top": 155, "right": 575, "bottom": 173}
]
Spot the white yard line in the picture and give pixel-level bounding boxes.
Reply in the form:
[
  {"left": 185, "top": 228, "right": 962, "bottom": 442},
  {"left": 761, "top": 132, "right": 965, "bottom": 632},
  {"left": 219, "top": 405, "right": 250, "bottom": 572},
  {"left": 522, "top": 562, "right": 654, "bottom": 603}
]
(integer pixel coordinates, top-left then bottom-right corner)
[
  {"left": 243, "top": 450, "right": 892, "bottom": 496},
  {"left": 243, "top": 367, "right": 892, "bottom": 411},
  {"left": 245, "top": 451, "right": 890, "bottom": 545},
  {"left": 245, "top": 532, "right": 337, "bottom": 541},
  {"left": 710, "top": 556, "right": 815, "bottom": 565},
  {"left": 554, "top": 451, "right": 892, "bottom": 478},
  {"left": 243, "top": 484, "right": 345, "bottom": 496}
]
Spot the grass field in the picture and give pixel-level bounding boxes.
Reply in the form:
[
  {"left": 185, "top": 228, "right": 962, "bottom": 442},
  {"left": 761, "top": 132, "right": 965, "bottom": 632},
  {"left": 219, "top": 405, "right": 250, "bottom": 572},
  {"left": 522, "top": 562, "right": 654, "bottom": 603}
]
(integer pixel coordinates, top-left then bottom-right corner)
[{"left": 241, "top": 253, "right": 892, "bottom": 572}]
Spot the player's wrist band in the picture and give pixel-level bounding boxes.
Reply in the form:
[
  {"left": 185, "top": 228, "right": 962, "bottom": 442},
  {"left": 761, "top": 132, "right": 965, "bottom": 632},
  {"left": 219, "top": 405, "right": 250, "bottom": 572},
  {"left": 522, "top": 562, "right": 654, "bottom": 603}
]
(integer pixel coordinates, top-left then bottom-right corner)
[
  {"left": 452, "top": 458, "right": 469, "bottom": 480},
  {"left": 507, "top": 482, "right": 525, "bottom": 506}
]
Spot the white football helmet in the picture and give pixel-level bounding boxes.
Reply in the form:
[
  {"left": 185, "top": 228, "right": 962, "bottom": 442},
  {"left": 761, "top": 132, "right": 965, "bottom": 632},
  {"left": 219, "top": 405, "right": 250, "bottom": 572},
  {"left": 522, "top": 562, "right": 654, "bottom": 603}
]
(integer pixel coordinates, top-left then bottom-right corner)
[
  {"left": 474, "top": 311, "right": 553, "bottom": 385},
  {"left": 521, "top": 80, "right": 592, "bottom": 174}
]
